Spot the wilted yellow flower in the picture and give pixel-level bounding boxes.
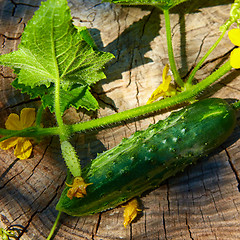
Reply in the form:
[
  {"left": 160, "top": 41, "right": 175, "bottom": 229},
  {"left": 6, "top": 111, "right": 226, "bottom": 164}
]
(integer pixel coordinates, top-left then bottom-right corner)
[
  {"left": 66, "top": 177, "right": 92, "bottom": 200},
  {"left": 0, "top": 108, "right": 35, "bottom": 160},
  {"left": 123, "top": 198, "right": 141, "bottom": 228},
  {"left": 228, "top": 28, "right": 240, "bottom": 68},
  {"left": 147, "top": 64, "right": 177, "bottom": 104}
]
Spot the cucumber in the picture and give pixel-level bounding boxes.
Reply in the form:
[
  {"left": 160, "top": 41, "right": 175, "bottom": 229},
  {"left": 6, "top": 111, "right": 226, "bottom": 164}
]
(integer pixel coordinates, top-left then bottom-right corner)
[{"left": 56, "top": 98, "right": 237, "bottom": 216}]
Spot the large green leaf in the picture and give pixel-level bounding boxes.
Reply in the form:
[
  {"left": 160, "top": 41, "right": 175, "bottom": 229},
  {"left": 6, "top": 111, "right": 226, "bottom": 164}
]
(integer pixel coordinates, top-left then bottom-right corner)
[
  {"left": 0, "top": 0, "right": 113, "bottom": 114},
  {"left": 103, "top": 0, "right": 189, "bottom": 10}
]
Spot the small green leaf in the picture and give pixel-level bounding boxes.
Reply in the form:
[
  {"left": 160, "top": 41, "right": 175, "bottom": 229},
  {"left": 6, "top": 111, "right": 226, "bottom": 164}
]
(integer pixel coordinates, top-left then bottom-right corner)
[
  {"left": 75, "top": 26, "right": 98, "bottom": 50},
  {"left": 103, "top": 0, "right": 189, "bottom": 10},
  {"left": 12, "top": 79, "right": 99, "bottom": 115},
  {"left": 42, "top": 85, "right": 99, "bottom": 114},
  {"left": 0, "top": 0, "right": 114, "bottom": 114}
]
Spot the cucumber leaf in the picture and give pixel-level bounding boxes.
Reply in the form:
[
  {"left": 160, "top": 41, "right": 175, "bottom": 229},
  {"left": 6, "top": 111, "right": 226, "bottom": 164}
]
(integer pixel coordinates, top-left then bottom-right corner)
[
  {"left": 12, "top": 79, "right": 99, "bottom": 115},
  {"left": 0, "top": 0, "right": 113, "bottom": 113},
  {"left": 102, "top": 0, "right": 189, "bottom": 10}
]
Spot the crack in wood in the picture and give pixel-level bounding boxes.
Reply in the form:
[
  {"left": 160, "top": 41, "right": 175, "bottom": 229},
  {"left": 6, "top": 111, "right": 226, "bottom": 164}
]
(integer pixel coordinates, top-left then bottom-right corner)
[
  {"left": 182, "top": 47, "right": 234, "bottom": 80},
  {"left": 11, "top": 207, "right": 32, "bottom": 224},
  {"left": 126, "top": 49, "right": 134, "bottom": 88},
  {"left": 218, "top": 82, "right": 240, "bottom": 92},
  {"left": 225, "top": 149, "right": 240, "bottom": 192},
  {"left": 140, "top": 8, "right": 155, "bottom": 39},
  {"left": 199, "top": 207, "right": 205, "bottom": 223},
  {"left": 10, "top": 0, "right": 39, "bottom": 9},
  {"left": 171, "top": 21, "right": 179, "bottom": 39},
  {"left": 94, "top": 93, "right": 119, "bottom": 113},
  {"left": 194, "top": 48, "right": 233, "bottom": 74},
  {"left": 113, "top": 8, "right": 121, "bottom": 63},
  {"left": 0, "top": 159, "right": 19, "bottom": 180},
  {"left": 162, "top": 211, "right": 167, "bottom": 240},
  {"left": 232, "top": 198, "right": 240, "bottom": 214},
  {"left": 206, "top": 214, "right": 217, "bottom": 240},
  {"left": 185, "top": 214, "right": 194, "bottom": 240},
  {"left": 210, "top": 192, "right": 226, "bottom": 222},
  {"left": 17, "top": 181, "right": 64, "bottom": 238},
  {"left": 0, "top": 33, "right": 22, "bottom": 41},
  {"left": 92, "top": 86, "right": 123, "bottom": 96},
  {"left": 193, "top": 32, "right": 210, "bottom": 65},
  {"left": 0, "top": 98, "right": 40, "bottom": 113},
  {"left": 25, "top": 138, "right": 53, "bottom": 183},
  {"left": 92, "top": 212, "right": 102, "bottom": 239},
  {"left": 0, "top": 169, "right": 24, "bottom": 189},
  {"left": 86, "top": 2, "right": 102, "bottom": 11},
  {"left": 17, "top": 210, "right": 37, "bottom": 239},
  {"left": 144, "top": 210, "right": 147, "bottom": 235},
  {"left": 166, "top": 181, "right": 170, "bottom": 213},
  {"left": 134, "top": 75, "right": 140, "bottom": 107}
]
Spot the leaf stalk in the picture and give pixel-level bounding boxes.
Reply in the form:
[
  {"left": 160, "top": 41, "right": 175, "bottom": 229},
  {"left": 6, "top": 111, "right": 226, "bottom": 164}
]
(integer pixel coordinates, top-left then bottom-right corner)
[{"left": 163, "top": 9, "right": 184, "bottom": 88}]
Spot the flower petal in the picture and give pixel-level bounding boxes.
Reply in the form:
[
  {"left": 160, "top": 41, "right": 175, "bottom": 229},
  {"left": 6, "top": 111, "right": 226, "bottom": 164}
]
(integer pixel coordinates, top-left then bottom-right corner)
[
  {"left": 162, "top": 75, "right": 172, "bottom": 91},
  {"left": 20, "top": 108, "right": 35, "bottom": 128},
  {"left": 162, "top": 64, "right": 170, "bottom": 80},
  {"left": 146, "top": 84, "right": 164, "bottom": 104},
  {"left": 146, "top": 65, "right": 173, "bottom": 104},
  {"left": 0, "top": 137, "right": 18, "bottom": 150},
  {"left": 230, "top": 48, "right": 240, "bottom": 69},
  {"left": 5, "top": 113, "right": 21, "bottom": 130},
  {"left": 66, "top": 177, "right": 92, "bottom": 200},
  {"left": 228, "top": 29, "right": 240, "bottom": 46},
  {"left": 14, "top": 138, "right": 32, "bottom": 159},
  {"left": 123, "top": 198, "right": 141, "bottom": 228}
]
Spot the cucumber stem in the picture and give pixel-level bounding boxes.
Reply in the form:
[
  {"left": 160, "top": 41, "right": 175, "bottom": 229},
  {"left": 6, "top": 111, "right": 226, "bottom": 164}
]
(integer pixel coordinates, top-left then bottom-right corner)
[
  {"left": 0, "top": 126, "right": 60, "bottom": 141},
  {"left": 232, "top": 100, "right": 240, "bottom": 110},
  {"left": 46, "top": 211, "right": 62, "bottom": 240},
  {"left": 186, "top": 28, "right": 228, "bottom": 86},
  {"left": 163, "top": 9, "right": 184, "bottom": 88},
  {"left": 70, "top": 61, "right": 232, "bottom": 133},
  {"left": 54, "top": 77, "right": 68, "bottom": 142}
]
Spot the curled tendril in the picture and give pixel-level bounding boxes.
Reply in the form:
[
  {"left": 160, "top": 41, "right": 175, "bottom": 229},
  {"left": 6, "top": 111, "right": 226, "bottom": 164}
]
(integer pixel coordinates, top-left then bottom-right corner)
[
  {"left": 0, "top": 225, "right": 24, "bottom": 240},
  {"left": 220, "top": 0, "right": 240, "bottom": 32}
]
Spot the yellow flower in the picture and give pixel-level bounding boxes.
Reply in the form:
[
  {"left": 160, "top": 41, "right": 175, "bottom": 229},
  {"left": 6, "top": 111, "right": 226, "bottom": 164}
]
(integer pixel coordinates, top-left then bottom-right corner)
[
  {"left": 122, "top": 198, "right": 141, "bottom": 228},
  {"left": 228, "top": 28, "right": 240, "bottom": 68},
  {"left": 147, "top": 64, "right": 177, "bottom": 104},
  {"left": 66, "top": 177, "right": 92, "bottom": 200},
  {"left": 0, "top": 108, "right": 35, "bottom": 160}
]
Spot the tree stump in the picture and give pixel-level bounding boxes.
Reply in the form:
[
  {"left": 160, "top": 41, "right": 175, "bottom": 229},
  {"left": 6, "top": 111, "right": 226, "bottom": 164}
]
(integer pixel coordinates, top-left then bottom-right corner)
[{"left": 0, "top": 0, "right": 240, "bottom": 239}]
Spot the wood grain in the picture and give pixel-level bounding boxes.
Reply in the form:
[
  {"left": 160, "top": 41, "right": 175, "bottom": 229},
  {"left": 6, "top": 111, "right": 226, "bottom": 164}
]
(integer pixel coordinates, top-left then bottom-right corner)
[{"left": 0, "top": 0, "right": 239, "bottom": 239}]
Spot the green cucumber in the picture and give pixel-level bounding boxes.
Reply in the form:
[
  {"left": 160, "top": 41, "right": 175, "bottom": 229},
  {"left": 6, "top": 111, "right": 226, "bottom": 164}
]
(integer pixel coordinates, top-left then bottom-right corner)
[{"left": 56, "top": 98, "right": 237, "bottom": 216}]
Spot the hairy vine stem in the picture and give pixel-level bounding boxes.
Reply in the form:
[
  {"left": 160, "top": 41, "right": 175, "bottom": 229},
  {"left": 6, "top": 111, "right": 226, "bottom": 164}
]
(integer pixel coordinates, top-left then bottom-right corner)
[{"left": 0, "top": 61, "right": 232, "bottom": 141}]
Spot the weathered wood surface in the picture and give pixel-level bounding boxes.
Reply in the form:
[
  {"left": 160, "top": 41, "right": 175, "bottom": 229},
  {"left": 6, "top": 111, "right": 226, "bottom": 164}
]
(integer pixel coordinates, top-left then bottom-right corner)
[{"left": 0, "top": 0, "right": 240, "bottom": 239}]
